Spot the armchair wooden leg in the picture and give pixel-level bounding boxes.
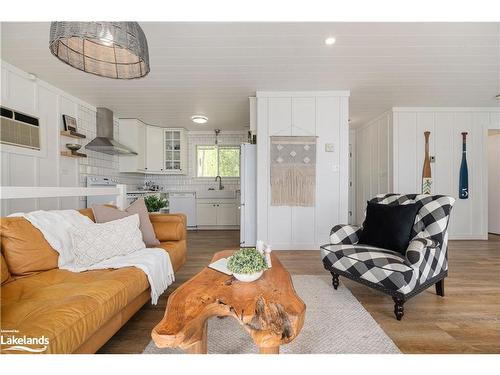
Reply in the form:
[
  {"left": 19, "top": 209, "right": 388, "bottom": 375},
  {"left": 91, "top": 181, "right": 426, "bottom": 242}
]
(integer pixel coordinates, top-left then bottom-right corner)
[
  {"left": 435, "top": 279, "right": 445, "bottom": 297},
  {"left": 331, "top": 273, "right": 339, "bottom": 290},
  {"left": 392, "top": 297, "right": 405, "bottom": 321}
]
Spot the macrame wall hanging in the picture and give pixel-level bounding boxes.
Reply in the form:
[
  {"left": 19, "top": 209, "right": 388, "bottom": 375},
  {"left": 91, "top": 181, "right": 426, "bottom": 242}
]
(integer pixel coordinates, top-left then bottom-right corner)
[{"left": 270, "top": 136, "right": 316, "bottom": 207}]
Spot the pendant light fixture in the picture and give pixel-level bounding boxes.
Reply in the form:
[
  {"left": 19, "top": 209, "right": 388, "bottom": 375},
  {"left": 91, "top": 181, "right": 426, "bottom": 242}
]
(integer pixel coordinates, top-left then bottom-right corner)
[
  {"left": 214, "top": 129, "right": 221, "bottom": 145},
  {"left": 49, "top": 22, "right": 150, "bottom": 79}
]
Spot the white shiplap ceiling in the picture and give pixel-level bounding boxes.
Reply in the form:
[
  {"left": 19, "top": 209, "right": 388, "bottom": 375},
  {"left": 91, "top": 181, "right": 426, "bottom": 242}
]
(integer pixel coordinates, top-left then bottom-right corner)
[{"left": 1, "top": 22, "right": 499, "bottom": 129}]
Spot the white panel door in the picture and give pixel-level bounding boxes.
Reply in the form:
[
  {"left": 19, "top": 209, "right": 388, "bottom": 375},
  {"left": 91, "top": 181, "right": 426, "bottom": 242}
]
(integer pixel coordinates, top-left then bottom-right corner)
[
  {"left": 291, "top": 206, "right": 316, "bottom": 245},
  {"left": 292, "top": 97, "right": 315, "bottom": 136},
  {"left": 315, "top": 96, "right": 341, "bottom": 244},
  {"left": 145, "top": 125, "right": 164, "bottom": 173},
  {"left": 197, "top": 203, "right": 217, "bottom": 226},
  {"left": 290, "top": 97, "right": 317, "bottom": 245},
  {"left": 217, "top": 203, "right": 238, "bottom": 226},
  {"left": 269, "top": 206, "right": 292, "bottom": 246},
  {"left": 268, "top": 97, "right": 291, "bottom": 136}
]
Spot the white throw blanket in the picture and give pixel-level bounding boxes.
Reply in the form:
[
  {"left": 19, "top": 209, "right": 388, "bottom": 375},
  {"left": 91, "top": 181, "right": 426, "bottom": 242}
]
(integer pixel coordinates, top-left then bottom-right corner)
[{"left": 22, "top": 210, "right": 174, "bottom": 304}]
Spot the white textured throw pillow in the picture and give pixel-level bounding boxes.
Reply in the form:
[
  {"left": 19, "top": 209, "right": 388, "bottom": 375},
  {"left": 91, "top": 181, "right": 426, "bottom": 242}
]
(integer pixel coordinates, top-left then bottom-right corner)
[{"left": 70, "top": 214, "right": 146, "bottom": 267}]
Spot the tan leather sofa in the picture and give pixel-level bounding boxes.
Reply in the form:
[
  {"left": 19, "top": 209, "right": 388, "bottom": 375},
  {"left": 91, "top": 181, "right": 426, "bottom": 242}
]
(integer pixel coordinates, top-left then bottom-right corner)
[{"left": 0, "top": 209, "right": 187, "bottom": 354}]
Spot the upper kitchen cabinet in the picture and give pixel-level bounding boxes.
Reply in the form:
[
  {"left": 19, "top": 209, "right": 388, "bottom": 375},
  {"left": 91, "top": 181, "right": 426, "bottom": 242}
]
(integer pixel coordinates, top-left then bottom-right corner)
[
  {"left": 145, "top": 125, "right": 165, "bottom": 173},
  {"left": 164, "top": 128, "right": 187, "bottom": 174},
  {"left": 118, "top": 119, "right": 146, "bottom": 173},
  {"left": 118, "top": 120, "right": 187, "bottom": 175}
]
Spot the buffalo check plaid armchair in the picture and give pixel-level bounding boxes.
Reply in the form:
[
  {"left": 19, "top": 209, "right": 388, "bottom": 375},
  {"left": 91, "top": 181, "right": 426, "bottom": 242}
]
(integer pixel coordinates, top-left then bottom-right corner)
[{"left": 321, "top": 194, "right": 455, "bottom": 320}]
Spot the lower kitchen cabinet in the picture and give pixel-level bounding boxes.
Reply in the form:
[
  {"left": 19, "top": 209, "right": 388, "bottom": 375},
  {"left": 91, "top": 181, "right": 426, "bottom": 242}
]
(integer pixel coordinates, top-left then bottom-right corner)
[
  {"left": 216, "top": 202, "right": 238, "bottom": 226},
  {"left": 196, "top": 203, "right": 217, "bottom": 226},
  {"left": 196, "top": 199, "right": 238, "bottom": 228}
]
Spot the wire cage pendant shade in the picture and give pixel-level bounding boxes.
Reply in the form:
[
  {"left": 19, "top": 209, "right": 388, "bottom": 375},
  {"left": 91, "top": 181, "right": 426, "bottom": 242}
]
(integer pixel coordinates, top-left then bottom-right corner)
[{"left": 49, "top": 22, "right": 150, "bottom": 79}]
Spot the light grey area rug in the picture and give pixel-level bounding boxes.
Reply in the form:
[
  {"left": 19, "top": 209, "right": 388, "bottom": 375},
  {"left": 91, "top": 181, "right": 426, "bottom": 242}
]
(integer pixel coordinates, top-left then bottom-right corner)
[{"left": 143, "top": 275, "right": 400, "bottom": 354}]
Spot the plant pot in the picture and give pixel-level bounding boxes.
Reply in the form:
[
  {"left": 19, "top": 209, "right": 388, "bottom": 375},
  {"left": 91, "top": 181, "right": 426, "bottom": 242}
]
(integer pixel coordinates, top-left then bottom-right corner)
[{"left": 232, "top": 270, "right": 264, "bottom": 283}]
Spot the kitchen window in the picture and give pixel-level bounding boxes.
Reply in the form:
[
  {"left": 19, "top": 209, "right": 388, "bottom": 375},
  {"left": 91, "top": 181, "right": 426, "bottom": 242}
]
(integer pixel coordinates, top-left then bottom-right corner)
[{"left": 196, "top": 145, "right": 240, "bottom": 177}]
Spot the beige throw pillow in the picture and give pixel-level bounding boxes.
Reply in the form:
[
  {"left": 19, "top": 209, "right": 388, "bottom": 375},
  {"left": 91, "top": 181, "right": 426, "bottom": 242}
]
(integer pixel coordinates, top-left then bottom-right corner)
[
  {"left": 71, "top": 214, "right": 145, "bottom": 268},
  {"left": 91, "top": 198, "right": 160, "bottom": 246}
]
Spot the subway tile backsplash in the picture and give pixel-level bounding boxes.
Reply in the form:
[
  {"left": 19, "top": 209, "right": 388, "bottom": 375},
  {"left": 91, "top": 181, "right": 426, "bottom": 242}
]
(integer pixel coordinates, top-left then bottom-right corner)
[
  {"left": 146, "top": 132, "right": 247, "bottom": 194},
  {"left": 76, "top": 104, "right": 246, "bottom": 198},
  {"left": 76, "top": 107, "right": 144, "bottom": 202}
]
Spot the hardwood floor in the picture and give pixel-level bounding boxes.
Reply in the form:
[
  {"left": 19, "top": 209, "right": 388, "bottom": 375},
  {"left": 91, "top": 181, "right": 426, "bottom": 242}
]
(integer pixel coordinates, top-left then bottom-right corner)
[{"left": 98, "top": 230, "right": 500, "bottom": 354}]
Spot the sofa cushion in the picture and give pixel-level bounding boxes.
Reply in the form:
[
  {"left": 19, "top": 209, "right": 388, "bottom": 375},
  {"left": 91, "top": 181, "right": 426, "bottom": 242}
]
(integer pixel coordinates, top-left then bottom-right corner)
[
  {"left": 0, "top": 267, "right": 149, "bottom": 354},
  {"left": 358, "top": 201, "right": 420, "bottom": 254},
  {"left": 150, "top": 213, "right": 186, "bottom": 241},
  {"left": 157, "top": 240, "right": 187, "bottom": 272},
  {"left": 321, "top": 243, "right": 418, "bottom": 295},
  {"left": 92, "top": 198, "right": 160, "bottom": 247},
  {"left": 1, "top": 217, "right": 59, "bottom": 276},
  {"left": 78, "top": 208, "right": 96, "bottom": 221},
  {"left": 1, "top": 254, "right": 11, "bottom": 284},
  {"left": 71, "top": 215, "right": 145, "bottom": 268}
]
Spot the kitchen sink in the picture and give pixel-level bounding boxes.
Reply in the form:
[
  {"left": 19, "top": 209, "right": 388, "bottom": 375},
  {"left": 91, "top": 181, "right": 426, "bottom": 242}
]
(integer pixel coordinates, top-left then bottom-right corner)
[{"left": 196, "top": 190, "right": 236, "bottom": 199}]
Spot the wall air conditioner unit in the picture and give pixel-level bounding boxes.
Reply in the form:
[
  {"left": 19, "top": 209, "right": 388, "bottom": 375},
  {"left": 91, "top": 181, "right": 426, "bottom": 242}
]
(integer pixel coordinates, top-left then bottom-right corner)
[{"left": 0, "top": 106, "right": 40, "bottom": 150}]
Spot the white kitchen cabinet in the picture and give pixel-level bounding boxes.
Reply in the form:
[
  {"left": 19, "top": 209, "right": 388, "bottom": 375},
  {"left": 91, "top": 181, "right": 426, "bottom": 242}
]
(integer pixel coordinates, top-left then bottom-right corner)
[
  {"left": 217, "top": 202, "right": 238, "bottom": 225},
  {"left": 196, "top": 199, "right": 238, "bottom": 228},
  {"left": 164, "top": 128, "right": 187, "bottom": 175},
  {"left": 118, "top": 120, "right": 188, "bottom": 175},
  {"left": 145, "top": 125, "right": 164, "bottom": 173},
  {"left": 196, "top": 203, "right": 217, "bottom": 226},
  {"left": 118, "top": 119, "right": 146, "bottom": 172}
]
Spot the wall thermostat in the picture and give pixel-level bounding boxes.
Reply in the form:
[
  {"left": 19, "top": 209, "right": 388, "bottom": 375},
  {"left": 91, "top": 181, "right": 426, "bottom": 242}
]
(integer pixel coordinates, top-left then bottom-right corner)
[{"left": 325, "top": 143, "right": 335, "bottom": 152}]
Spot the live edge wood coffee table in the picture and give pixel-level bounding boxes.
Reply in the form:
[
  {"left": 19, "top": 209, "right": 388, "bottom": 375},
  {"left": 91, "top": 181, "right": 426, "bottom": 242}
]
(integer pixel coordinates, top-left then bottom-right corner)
[{"left": 151, "top": 250, "right": 306, "bottom": 354}]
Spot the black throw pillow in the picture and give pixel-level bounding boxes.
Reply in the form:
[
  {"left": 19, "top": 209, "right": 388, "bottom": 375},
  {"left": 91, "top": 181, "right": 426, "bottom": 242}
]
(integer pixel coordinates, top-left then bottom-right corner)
[{"left": 358, "top": 201, "right": 420, "bottom": 255}]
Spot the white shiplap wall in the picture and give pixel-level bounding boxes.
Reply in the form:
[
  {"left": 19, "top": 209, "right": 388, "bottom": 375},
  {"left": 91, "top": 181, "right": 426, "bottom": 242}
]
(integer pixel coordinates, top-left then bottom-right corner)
[
  {"left": 256, "top": 91, "right": 350, "bottom": 250},
  {"left": 354, "top": 111, "right": 393, "bottom": 223},
  {"left": 355, "top": 107, "right": 500, "bottom": 240},
  {"left": 0, "top": 61, "right": 143, "bottom": 215}
]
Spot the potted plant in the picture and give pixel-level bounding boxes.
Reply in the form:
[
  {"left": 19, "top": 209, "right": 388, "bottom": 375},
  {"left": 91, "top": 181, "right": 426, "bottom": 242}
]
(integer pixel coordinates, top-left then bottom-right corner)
[
  {"left": 227, "top": 248, "right": 268, "bottom": 282},
  {"left": 144, "top": 195, "right": 168, "bottom": 213}
]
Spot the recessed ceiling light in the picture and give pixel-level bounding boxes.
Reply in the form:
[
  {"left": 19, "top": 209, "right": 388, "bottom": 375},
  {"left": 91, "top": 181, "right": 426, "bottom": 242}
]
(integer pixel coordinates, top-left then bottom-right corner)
[
  {"left": 325, "top": 36, "right": 336, "bottom": 46},
  {"left": 191, "top": 115, "right": 208, "bottom": 124}
]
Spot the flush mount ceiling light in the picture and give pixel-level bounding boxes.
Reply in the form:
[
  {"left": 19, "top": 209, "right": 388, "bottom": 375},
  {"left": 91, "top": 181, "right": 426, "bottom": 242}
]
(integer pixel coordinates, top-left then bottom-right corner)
[
  {"left": 191, "top": 115, "right": 208, "bottom": 124},
  {"left": 496, "top": 94, "right": 500, "bottom": 100},
  {"left": 49, "top": 22, "right": 150, "bottom": 79},
  {"left": 324, "top": 36, "right": 336, "bottom": 46}
]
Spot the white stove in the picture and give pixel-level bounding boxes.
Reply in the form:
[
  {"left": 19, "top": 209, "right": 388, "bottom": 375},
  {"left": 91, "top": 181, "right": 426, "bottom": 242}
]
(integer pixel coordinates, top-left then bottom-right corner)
[{"left": 86, "top": 176, "right": 119, "bottom": 207}]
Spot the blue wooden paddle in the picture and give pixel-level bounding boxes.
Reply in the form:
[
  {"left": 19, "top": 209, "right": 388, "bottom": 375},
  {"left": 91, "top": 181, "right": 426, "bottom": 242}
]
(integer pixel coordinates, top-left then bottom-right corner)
[{"left": 459, "top": 132, "right": 469, "bottom": 199}]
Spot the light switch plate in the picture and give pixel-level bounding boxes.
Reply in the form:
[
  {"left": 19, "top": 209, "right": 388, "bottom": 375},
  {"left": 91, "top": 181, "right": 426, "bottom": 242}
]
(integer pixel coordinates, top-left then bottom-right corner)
[{"left": 325, "top": 143, "right": 335, "bottom": 152}]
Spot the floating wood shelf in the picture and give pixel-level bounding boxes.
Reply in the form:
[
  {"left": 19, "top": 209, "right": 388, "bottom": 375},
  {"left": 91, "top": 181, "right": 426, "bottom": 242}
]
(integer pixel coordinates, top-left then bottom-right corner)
[
  {"left": 60, "top": 150, "right": 87, "bottom": 158},
  {"left": 60, "top": 130, "right": 86, "bottom": 139}
]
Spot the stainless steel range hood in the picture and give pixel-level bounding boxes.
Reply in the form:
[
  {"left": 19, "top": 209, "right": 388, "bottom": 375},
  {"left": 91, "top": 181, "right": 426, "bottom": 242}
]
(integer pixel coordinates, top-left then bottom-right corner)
[{"left": 85, "top": 107, "right": 137, "bottom": 155}]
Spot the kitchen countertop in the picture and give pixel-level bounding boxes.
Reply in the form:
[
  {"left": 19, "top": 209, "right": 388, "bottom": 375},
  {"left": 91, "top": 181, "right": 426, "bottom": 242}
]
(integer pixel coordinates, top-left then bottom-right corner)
[{"left": 127, "top": 190, "right": 164, "bottom": 194}]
